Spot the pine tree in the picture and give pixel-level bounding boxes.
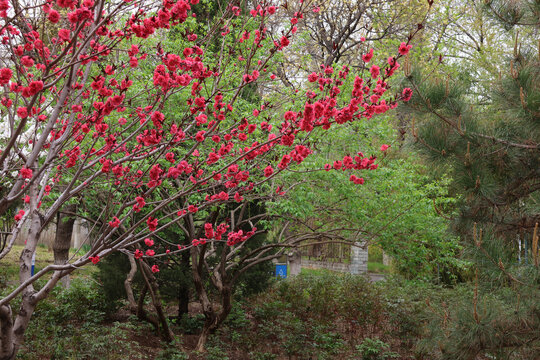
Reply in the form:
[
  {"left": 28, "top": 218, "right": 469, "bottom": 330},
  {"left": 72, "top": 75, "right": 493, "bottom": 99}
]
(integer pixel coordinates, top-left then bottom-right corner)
[{"left": 403, "top": 1, "right": 539, "bottom": 358}]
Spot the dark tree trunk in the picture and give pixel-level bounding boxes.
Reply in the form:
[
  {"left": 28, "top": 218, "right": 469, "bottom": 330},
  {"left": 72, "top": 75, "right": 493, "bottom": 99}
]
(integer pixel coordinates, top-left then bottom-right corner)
[
  {"left": 53, "top": 204, "right": 76, "bottom": 288},
  {"left": 124, "top": 254, "right": 138, "bottom": 312},
  {"left": 177, "top": 250, "right": 190, "bottom": 321},
  {"left": 138, "top": 260, "right": 174, "bottom": 342},
  {"left": 0, "top": 305, "right": 14, "bottom": 360},
  {"left": 195, "top": 285, "right": 233, "bottom": 352}
]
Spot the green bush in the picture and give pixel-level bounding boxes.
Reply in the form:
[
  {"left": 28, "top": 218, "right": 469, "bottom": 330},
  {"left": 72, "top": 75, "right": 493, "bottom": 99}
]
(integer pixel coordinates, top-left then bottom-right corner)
[
  {"left": 354, "top": 337, "right": 400, "bottom": 360},
  {"left": 20, "top": 279, "right": 139, "bottom": 359},
  {"left": 93, "top": 251, "right": 134, "bottom": 313}
]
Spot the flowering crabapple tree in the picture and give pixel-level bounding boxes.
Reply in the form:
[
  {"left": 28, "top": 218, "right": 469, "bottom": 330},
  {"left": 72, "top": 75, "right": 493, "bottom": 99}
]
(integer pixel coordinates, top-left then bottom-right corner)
[{"left": 0, "top": 0, "right": 416, "bottom": 357}]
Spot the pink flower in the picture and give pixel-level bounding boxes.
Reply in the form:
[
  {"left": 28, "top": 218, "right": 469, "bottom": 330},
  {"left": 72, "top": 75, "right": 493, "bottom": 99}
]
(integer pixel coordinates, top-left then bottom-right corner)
[
  {"left": 370, "top": 65, "right": 380, "bottom": 79},
  {"left": 151, "top": 111, "right": 164, "bottom": 128},
  {"left": 21, "top": 56, "right": 34, "bottom": 67},
  {"left": 380, "top": 144, "right": 390, "bottom": 151},
  {"left": 402, "top": 88, "right": 413, "bottom": 102},
  {"left": 398, "top": 42, "right": 412, "bottom": 56},
  {"left": 264, "top": 165, "right": 273, "bottom": 177},
  {"left": 109, "top": 217, "right": 120, "bottom": 228},
  {"left": 147, "top": 217, "right": 158, "bottom": 231},
  {"left": 28, "top": 81, "right": 43, "bottom": 95},
  {"left": 135, "top": 196, "right": 145, "bottom": 208},
  {"left": 144, "top": 238, "right": 154, "bottom": 247},
  {"left": 145, "top": 249, "right": 155, "bottom": 256},
  {"left": 151, "top": 265, "right": 160, "bottom": 273},
  {"left": 362, "top": 48, "right": 373, "bottom": 63},
  {"left": 134, "top": 249, "right": 143, "bottom": 259},
  {"left": 17, "top": 107, "right": 28, "bottom": 118},
  {"left": 0, "top": 68, "right": 13, "bottom": 85},
  {"left": 349, "top": 175, "right": 365, "bottom": 185},
  {"left": 89, "top": 256, "right": 100, "bottom": 264},
  {"left": 47, "top": 10, "right": 60, "bottom": 23},
  {"left": 19, "top": 167, "right": 32, "bottom": 179},
  {"left": 195, "top": 130, "right": 205, "bottom": 142},
  {"left": 165, "top": 152, "right": 175, "bottom": 163},
  {"left": 234, "top": 192, "right": 243, "bottom": 202},
  {"left": 58, "top": 28, "right": 70, "bottom": 42},
  {"left": 14, "top": 209, "right": 25, "bottom": 221}
]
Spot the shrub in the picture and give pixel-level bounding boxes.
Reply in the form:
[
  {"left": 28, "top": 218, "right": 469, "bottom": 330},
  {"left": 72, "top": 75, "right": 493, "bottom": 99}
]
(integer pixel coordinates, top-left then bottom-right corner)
[{"left": 354, "top": 338, "right": 399, "bottom": 360}]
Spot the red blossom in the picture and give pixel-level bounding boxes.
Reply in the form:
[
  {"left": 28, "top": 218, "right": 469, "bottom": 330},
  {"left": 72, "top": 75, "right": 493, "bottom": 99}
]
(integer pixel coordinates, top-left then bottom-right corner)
[
  {"left": 14, "top": 209, "right": 25, "bottom": 222},
  {"left": 402, "top": 88, "right": 413, "bottom": 102},
  {"left": 195, "top": 130, "right": 205, "bottom": 142},
  {"left": 19, "top": 167, "right": 32, "bottom": 179},
  {"left": 362, "top": 48, "right": 373, "bottom": 63},
  {"left": 370, "top": 65, "right": 380, "bottom": 78},
  {"left": 47, "top": 10, "right": 60, "bottom": 23},
  {"left": 58, "top": 29, "right": 70, "bottom": 42},
  {"left": 0, "top": 68, "right": 12, "bottom": 84},
  {"left": 147, "top": 217, "right": 158, "bottom": 232},
  {"left": 17, "top": 107, "right": 28, "bottom": 118},
  {"left": 398, "top": 42, "right": 412, "bottom": 55},
  {"left": 349, "top": 175, "right": 365, "bottom": 185},
  {"left": 109, "top": 217, "right": 120, "bottom": 228},
  {"left": 264, "top": 165, "right": 273, "bottom": 177}
]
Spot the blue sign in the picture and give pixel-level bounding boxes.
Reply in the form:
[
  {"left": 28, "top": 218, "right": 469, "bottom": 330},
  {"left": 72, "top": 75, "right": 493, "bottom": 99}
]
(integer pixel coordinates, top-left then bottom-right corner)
[
  {"left": 275, "top": 264, "right": 287, "bottom": 279},
  {"left": 31, "top": 252, "right": 35, "bottom": 276}
]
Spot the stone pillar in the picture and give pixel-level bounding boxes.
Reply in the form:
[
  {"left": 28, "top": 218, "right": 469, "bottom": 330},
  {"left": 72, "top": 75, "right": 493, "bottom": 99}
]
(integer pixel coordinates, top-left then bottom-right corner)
[
  {"left": 71, "top": 219, "right": 89, "bottom": 249},
  {"left": 382, "top": 251, "right": 392, "bottom": 266},
  {"left": 350, "top": 242, "right": 368, "bottom": 275},
  {"left": 288, "top": 250, "right": 302, "bottom": 276}
]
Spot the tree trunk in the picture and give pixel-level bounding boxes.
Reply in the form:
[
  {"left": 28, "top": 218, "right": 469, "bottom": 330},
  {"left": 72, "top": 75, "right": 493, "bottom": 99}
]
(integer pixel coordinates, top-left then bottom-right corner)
[
  {"left": 124, "top": 254, "right": 138, "bottom": 311},
  {"left": 139, "top": 260, "right": 174, "bottom": 342},
  {"left": 195, "top": 285, "right": 233, "bottom": 352},
  {"left": 6, "top": 203, "right": 43, "bottom": 358},
  {"left": 0, "top": 305, "right": 14, "bottom": 360},
  {"left": 195, "top": 321, "right": 213, "bottom": 352},
  {"left": 9, "top": 292, "right": 38, "bottom": 359},
  {"left": 177, "top": 250, "right": 190, "bottom": 321},
  {"left": 53, "top": 204, "right": 76, "bottom": 288},
  {"left": 136, "top": 284, "right": 159, "bottom": 332}
]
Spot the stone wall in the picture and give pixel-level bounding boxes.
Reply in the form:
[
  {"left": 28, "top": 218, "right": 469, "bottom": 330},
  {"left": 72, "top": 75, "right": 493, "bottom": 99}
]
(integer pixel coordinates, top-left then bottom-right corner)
[
  {"left": 297, "top": 242, "right": 368, "bottom": 275},
  {"left": 301, "top": 259, "right": 350, "bottom": 273}
]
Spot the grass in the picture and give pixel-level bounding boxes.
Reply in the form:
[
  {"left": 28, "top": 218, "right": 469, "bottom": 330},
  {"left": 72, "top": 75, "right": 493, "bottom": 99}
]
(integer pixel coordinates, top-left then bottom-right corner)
[
  {"left": 0, "top": 245, "right": 96, "bottom": 294},
  {"left": 368, "top": 262, "right": 391, "bottom": 274}
]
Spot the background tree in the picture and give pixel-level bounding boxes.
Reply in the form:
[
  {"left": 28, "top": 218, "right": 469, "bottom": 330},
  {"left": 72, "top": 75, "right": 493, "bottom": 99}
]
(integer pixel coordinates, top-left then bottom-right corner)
[{"left": 403, "top": 0, "right": 540, "bottom": 357}]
